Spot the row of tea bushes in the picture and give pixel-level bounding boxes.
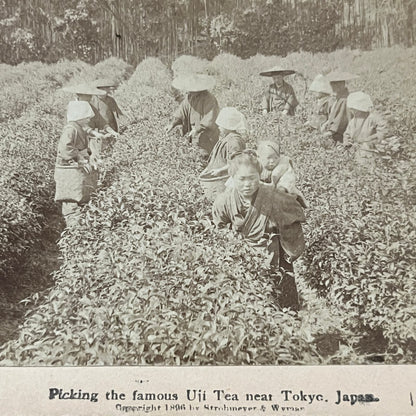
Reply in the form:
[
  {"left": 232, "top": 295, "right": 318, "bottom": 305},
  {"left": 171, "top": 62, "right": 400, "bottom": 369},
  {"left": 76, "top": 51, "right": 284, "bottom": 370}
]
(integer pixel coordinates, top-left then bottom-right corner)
[
  {"left": 0, "top": 58, "right": 335, "bottom": 365},
  {"left": 0, "top": 58, "right": 132, "bottom": 280},
  {"left": 1, "top": 47, "right": 414, "bottom": 364}
]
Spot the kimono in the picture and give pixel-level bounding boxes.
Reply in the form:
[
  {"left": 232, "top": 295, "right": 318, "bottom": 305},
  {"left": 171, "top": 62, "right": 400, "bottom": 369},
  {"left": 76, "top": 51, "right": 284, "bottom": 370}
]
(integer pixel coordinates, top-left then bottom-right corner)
[
  {"left": 90, "top": 95, "right": 122, "bottom": 132},
  {"left": 262, "top": 81, "right": 299, "bottom": 115},
  {"left": 200, "top": 132, "right": 246, "bottom": 201},
  {"left": 261, "top": 156, "right": 308, "bottom": 208},
  {"left": 172, "top": 91, "right": 220, "bottom": 155},
  {"left": 308, "top": 95, "right": 332, "bottom": 130},
  {"left": 325, "top": 88, "right": 350, "bottom": 142},
  {"left": 212, "top": 184, "right": 305, "bottom": 258},
  {"left": 55, "top": 122, "right": 95, "bottom": 226},
  {"left": 343, "top": 112, "right": 388, "bottom": 165},
  {"left": 56, "top": 122, "right": 89, "bottom": 166},
  {"left": 212, "top": 184, "right": 305, "bottom": 309},
  {"left": 84, "top": 97, "right": 111, "bottom": 155},
  {"left": 205, "top": 132, "right": 246, "bottom": 172}
]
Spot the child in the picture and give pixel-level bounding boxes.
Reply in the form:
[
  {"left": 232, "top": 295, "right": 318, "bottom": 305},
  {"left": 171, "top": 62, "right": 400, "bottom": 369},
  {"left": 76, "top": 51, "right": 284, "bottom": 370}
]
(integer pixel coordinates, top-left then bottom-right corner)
[
  {"left": 306, "top": 74, "right": 332, "bottom": 130},
  {"left": 344, "top": 91, "right": 388, "bottom": 167},
  {"left": 256, "top": 140, "right": 308, "bottom": 208}
]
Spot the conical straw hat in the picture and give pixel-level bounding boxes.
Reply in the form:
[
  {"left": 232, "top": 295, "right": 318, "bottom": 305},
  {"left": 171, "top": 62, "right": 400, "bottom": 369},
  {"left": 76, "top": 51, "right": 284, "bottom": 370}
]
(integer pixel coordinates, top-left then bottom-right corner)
[
  {"left": 260, "top": 66, "right": 296, "bottom": 77},
  {"left": 347, "top": 91, "right": 373, "bottom": 112},
  {"left": 62, "top": 83, "right": 106, "bottom": 95},
  {"left": 172, "top": 74, "right": 216, "bottom": 92},
  {"left": 93, "top": 78, "right": 118, "bottom": 88},
  {"left": 309, "top": 74, "right": 332, "bottom": 94},
  {"left": 326, "top": 71, "right": 359, "bottom": 82}
]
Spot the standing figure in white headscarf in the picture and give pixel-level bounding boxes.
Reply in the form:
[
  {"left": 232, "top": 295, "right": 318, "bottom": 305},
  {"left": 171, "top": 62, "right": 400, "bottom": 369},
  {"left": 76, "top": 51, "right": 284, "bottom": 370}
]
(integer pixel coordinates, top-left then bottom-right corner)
[{"left": 54, "top": 101, "right": 98, "bottom": 227}]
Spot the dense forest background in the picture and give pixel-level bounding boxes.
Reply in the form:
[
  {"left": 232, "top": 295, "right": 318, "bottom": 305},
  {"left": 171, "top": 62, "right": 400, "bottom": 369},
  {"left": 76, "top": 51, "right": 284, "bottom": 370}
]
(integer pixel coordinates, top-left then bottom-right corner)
[{"left": 1, "top": 0, "right": 415, "bottom": 65}]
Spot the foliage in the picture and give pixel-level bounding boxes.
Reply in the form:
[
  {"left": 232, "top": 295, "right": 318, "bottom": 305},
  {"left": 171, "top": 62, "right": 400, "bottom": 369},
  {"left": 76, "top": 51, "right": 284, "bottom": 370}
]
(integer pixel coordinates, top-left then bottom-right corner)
[
  {"left": 0, "top": 58, "right": 131, "bottom": 280},
  {"left": 0, "top": 60, "right": 331, "bottom": 365},
  {"left": 171, "top": 55, "right": 210, "bottom": 77},
  {"left": 225, "top": 0, "right": 343, "bottom": 58},
  {"left": 1, "top": 0, "right": 414, "bottom": 64},
  {"left": 51, "top": 1, "right": 103, "bottom": 63},
  {"left": 243, "top": 46, "right": 416, "bottom": 360},
  {"left": 0, "top": 47, "right": 415, "bottom": 365}
]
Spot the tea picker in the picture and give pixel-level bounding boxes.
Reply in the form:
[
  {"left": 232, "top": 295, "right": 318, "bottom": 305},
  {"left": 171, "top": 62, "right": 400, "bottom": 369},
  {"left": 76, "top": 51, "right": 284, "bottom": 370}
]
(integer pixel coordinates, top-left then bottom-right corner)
[
  {"left": 199, "top": 107, "right": 248, "bottom": 201},
  {"left": 305, "top": 74, "right": 332, "bottom": 130},
  {"left": 343, "top": 91, "right": 389, "bottom": 168},
  {"left": 165, "top": 73, "right": 220, "bottom": 159},
  {"left": 260, "top": 66, "right": 299, "bottom": 116},
  {"left": 92, "top": 78, "right": 124, "bottom": 134},
  {"left": 54, "top": 101, "right": 100, "bottom": 227},
  {"left": 62, "top": 83, "right": 119, "bottom": 158},
  {"left": 321, "top": 71, "right": 359, "bottom": 143}
]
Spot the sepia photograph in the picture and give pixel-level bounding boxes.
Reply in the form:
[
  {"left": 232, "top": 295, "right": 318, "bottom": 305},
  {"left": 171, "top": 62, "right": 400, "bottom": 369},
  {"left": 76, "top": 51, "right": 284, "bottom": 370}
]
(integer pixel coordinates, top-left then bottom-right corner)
[{"left": 0, "top": 0, "right": 415, "bottom": 413}]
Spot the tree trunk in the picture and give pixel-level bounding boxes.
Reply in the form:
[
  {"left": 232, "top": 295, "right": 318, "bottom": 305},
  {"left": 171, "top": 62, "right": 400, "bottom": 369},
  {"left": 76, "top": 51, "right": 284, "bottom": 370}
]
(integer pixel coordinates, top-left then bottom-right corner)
[{"left": 405, "top": 0, "right": 414, "bottom": 46}]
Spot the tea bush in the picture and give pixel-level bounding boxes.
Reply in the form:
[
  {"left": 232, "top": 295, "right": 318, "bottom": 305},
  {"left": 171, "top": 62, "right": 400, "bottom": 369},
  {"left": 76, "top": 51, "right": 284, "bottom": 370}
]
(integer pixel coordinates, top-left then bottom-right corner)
[
  {"left": 171, "top": 55, "right": 210, "bottom": 77},
  {"left": 0, "top": 47, "right": 415, "bottom": 364},
  {"left": 0, "top": 58, "right": 131, "bottom": 280},
  {"left": 246, "top": 87, "right": 415, "bottom": 359},
  {"left": 0, "top": 58, "right": 343, "bottom": 365},
  {"left": 241, "top": 47, "right": 416, "bottom": 359}
]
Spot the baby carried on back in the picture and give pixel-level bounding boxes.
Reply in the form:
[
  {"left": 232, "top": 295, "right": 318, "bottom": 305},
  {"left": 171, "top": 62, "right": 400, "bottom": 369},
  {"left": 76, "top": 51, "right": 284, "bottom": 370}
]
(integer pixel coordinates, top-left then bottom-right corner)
[{"left": 224, "top": 140, "right": 307, "bottom": 209}]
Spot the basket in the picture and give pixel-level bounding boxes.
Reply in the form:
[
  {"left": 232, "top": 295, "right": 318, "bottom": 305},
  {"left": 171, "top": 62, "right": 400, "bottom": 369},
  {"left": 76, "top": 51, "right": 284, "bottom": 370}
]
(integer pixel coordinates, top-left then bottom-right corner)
[
  {"left": 199, "top": 171, "right": 229, "bottom": 202},
  {"left": 54, "top": 165, "right": 98, "bottom": 204}
]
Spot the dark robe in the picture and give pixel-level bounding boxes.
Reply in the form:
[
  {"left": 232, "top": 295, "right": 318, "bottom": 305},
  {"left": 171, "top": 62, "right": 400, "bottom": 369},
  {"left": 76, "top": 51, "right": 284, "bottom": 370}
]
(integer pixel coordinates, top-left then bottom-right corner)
[
  {"left": 212, "top": 184, "right": 305, "bottom": 260},
  {"left": 91, "top": 95, "right": 122, "bottom": 132},
  {"left": 326, "top": 88, "right": 350, "bottom": 142},
  {"left": 212, "top": 183, "right": 305, "bottom": 309},
  {"left": 261, "top": 81, "right": 299, "bottom": 115},
  {"left": 172, "top": 91, "right": 220, "bottom": 154}
]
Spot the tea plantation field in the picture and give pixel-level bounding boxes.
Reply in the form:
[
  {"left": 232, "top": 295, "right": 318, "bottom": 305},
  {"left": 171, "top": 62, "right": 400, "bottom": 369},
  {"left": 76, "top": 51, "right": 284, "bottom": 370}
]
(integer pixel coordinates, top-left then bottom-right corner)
[{"left": 0, "top": 47, "right": 414, "bottom": 365}]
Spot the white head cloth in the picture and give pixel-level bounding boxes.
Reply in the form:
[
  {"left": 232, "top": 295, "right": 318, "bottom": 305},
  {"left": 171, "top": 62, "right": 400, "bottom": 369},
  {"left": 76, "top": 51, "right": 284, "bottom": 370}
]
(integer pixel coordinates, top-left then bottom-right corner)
[
  {"left": 347, "top": 91, "right": 373, "bottom": 112},
  {"left": 216, "top": 107, "right": 248, "bottom": 133},
  {"left": 67, "top": 101, "right": 94, "bottom": 122}
]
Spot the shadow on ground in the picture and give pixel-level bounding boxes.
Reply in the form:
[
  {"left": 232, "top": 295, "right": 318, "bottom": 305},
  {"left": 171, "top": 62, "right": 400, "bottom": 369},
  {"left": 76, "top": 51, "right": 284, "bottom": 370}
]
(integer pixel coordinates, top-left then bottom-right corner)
[{"left": 0, "top": 210, "right": 64, "bottom": 345}]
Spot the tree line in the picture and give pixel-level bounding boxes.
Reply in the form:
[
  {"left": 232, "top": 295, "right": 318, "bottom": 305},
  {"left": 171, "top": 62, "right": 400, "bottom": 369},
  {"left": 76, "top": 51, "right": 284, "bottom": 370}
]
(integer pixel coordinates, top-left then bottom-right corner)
[{"left": 1, "top": 0, "right": 415, "bottom": 65}]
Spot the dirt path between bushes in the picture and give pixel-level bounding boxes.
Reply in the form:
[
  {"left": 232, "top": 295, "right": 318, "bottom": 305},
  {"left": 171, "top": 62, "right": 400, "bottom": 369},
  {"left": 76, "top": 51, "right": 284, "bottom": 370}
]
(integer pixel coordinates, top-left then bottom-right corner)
[{"left": 0, "top": 210, "right": 64, "bottom": 346}]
